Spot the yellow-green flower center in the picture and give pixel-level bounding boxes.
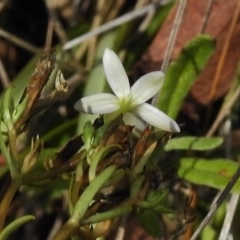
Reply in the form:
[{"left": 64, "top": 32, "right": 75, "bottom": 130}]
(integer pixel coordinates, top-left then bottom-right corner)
[
  {"left": 118, "top": 96, "right": 138, "bottom": 114},
  {"left": 104, "top": 96, "right": 139, "bottom": 124}
]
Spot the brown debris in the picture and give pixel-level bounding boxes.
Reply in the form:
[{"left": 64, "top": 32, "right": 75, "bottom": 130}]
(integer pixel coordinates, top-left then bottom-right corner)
[{"left": 137, "top": 0, "right": 240, "bottom": 105}]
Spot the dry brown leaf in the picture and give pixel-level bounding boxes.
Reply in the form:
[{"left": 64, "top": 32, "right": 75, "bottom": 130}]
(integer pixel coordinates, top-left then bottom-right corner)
[{"left": 137, "top": 0, "right": 240, "bottom": 105}]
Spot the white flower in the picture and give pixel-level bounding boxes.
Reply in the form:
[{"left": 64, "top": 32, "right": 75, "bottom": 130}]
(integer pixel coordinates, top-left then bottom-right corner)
[{"left": 74, "top": 48, "right": 180, "bottom": 133}]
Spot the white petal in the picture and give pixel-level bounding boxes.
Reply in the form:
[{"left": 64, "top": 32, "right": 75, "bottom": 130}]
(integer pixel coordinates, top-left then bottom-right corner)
[
  {"left": 74, "top": 93, "right": 119, "bottom": 114},
  {"left": 130, "top": 71, "right": 164, "bottom": 104},
  {"left": 135, "top": 103, "right": 180, "bottom": 132},
  {"left": 103, "top": 48, "right": 130, "bottom": 98},
  {"left": 123, "top": 112, "right": 147, "bottom": 131}
]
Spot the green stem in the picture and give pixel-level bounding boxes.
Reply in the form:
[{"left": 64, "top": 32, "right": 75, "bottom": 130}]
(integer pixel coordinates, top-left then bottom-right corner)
[
  {"left": 137, "top": 192, "right": 166, "bottom": 208},
  {"left": 22, "top": 157, "right": 79, "bottom": 183},
  {"left": 104, "top": 111, "right": 122, "bottom": 124},
  {"left": 52, "top": 219, "right": 79, "bottom": 240},
  {"left": 42, "top": 118, "right": 78, "bottom": 142},
  {"left": 52, "top": 165, "right": 117, "bottom": 240},
  {"left": 130, "top": 175, "right": 145, "bottom": 198},
  {"left": 0, "top": 179, "right": 21, "bottom": 232},
  {"left": 132, "top": 141, "right": 157, "bottom": 177},
  {"left": 83, "top": 206, "right": 132, "bottom": 224},
  {"left": 0, "top": 215, "right": 35, "bottom": 240},
  {"left": 88, "top": 144, "right": 120, "bottom": 182},
  {"left": 1, "top": 87, "right": 19, "bottom": 178},
  {"left": 0, "top": 123, "right": 17, "bottom": 178},
  {"left": 72, "top": 165, "right": 117, "bottom": 222},
  {"left": 8, "top": 128, "right": 18, "bottom": 171}
]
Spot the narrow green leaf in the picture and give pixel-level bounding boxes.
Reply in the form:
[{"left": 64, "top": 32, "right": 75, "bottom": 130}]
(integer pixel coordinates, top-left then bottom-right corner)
[
  {"left": 153, "top": 205, "right": 175, "bottom": 214},
  {"left": 133, "top": 141, "right": 157, "bottom": 177},
  {"left": 0, "top": 121, "right": 17, "bottom": 178},
  {"left": 89, "top": 144, "right": 120, "bottom": 182},
  {"left": 165, "top": 136, "right": 223, "bottom": 151},
  {"left": 0, "top": 215, "right": 35, "bottom": 240},
  {"left": 130, "top": 175, "right": 145, "bottom": 198},
  {"left": 2, "top": 87, "right": 14, "bottom": 128},
  {"left": 138, "top": 192, "right": 166, "bottom": 208},
  {"left": 178, "top": 158, "right": 240, "bottom": 192},
  {"left": 158, "top": 35, "right": 216, "bottom": 119},
  {"left": 71, "top": 165, "right": 117, "bottom": 223},
  {"left": 83, "top": 205, "right": 132, "bottom": 224}
]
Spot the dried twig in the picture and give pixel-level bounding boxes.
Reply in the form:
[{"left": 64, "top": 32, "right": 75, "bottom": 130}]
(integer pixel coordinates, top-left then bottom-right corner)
[
  {"left": 160, "top": 0, "right": 187, "bottom": 72},
  {"left": 207, "top": 0, "right": 240, "bottom": 103},
  {"left": 45, "top": 0, "right": 68, "bottom": 44},
  {"left": 63, "top": 0, "right": 169, "bottom": 50},
  {"left": 0, "top": 29, "right": 40, "bottom": 53},
  {"left": 217, "top": 116, "right": 239, "bottom": 240},
  {"left": 45, "top": 19, "right": 55, "bottom": 50},
  {"left": 190, "top": 166, "right": 240, "bottom": 240},
  {"left": 86, "top": 0, "right": 105, "bottom": 69},
  {"left": 200, "top": 0, "right": 215, "bottom": 33},
  {"left": 151, "top": 0, "right": 187, "bottom": 106},
  {"left": 0, "top": 57, "right": 10, "bottom": 88},
  {"left": 206, "top": 84, "right": 240, "bottom": 137},
  {"left": 218, "top": 194, "right": 239, "bottom": 240},
  {"left": 115, "top": 215, "right": 128, "bottom": 240}
]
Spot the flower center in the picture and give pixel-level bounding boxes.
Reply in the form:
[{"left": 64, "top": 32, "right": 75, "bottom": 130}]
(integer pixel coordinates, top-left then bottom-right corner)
[{"left": 118, "top": 96, "right": 138, "bottom": 114}]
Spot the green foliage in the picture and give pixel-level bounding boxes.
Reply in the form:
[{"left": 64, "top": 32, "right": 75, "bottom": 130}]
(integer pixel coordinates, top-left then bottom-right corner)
[
  {"left": 158, "top": 35, "right": 216, "bottom": 119},
  {"left": 200, "top": 225, "right": 217, "bottom": 240},
  {"left": 0, "top": 215, "right": 35, "bottom": 240},
  {"left": 137, "top": 209, "right": 164, "bottom": 237},
  {"left": 178, "top": 158, "right": 240, "bottom": 192},
  {"left": 0, "top": 4, "right": 237, "bottom": 239},
  {"left": 165, "top": 136, "right": 223, "bottom": 151},
  {"left": 71, "top": 165, "right": 117, "bottom": 223}
]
